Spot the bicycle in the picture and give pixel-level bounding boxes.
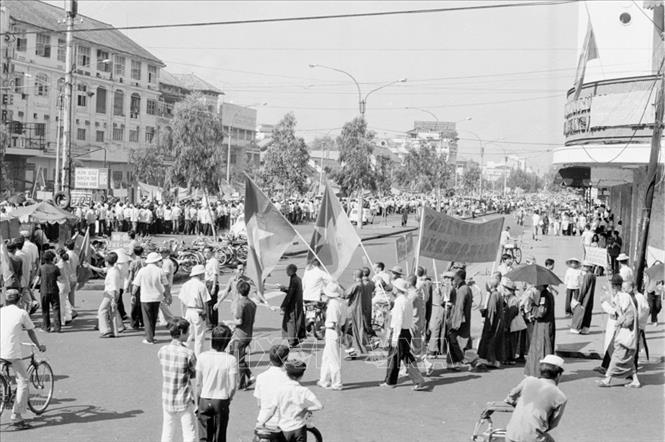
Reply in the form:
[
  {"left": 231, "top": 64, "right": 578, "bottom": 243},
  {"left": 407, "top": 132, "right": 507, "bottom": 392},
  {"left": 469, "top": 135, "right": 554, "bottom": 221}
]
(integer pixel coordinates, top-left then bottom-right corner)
[
  {"left": 502, "top": 241, "right": 522, "bottom": 265},
  {"left": 0, "top": 343, "right": 54, "bottom": 416}
]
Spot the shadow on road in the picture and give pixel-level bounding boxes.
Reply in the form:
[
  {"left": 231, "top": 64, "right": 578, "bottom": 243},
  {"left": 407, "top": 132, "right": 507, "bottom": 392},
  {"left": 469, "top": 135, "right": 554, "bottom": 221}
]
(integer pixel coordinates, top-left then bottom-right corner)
[{"left": 0, "top": 405, "right": 144, "bottom": 432}]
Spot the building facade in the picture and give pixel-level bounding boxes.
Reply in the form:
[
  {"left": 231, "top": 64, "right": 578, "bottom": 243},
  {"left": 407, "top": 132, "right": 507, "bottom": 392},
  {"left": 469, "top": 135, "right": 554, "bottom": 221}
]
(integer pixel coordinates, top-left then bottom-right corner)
[
  {"left": 406, "top": 120, "right": 459, "bottom": 164},
  {"left": 553, "top": 0, "right": 664, "bottom": 261},
  {"left": 220, "top": 103, "right": 259, "bottom": 177},
  {"left": 1, "top": 0, "right": 165, "bottom": 197}
]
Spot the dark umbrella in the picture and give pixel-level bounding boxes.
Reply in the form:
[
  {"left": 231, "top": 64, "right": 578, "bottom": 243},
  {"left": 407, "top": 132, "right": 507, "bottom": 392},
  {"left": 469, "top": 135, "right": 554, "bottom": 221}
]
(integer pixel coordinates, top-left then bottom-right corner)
[
  {"left": 504, "top": 264, "right": 563, "bottom": 286},
  {"left": 645, "top": 262, "right": 664, "bottom": 281}
]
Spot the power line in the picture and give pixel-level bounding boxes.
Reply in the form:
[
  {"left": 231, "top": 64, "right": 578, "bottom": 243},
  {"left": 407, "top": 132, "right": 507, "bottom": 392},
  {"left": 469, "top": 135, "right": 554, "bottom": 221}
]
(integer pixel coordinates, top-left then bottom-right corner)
[{"left": 0, "top": 1, "right": 576, "bottom": 37}]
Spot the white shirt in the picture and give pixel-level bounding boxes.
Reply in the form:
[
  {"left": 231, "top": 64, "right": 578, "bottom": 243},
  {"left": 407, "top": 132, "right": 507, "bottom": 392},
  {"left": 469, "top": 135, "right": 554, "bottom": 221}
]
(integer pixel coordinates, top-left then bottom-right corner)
[
  {"left": 581, "top": 230, "right": 594, "bottom": 246},
  {"left": 15, "top": 249, "right": 32, "bottom": 288},
  {"left": 132, "top": 263, "right": 167, "bottom": 302},
  {"left": 205, "top": 258, "right": 219, "bottom": 285},
  {"left": 500, "top": 230, "right": 511, "bottom": 246},
  {"left": 162, "top": 258, "right": 176, "bottom": 286},
  {"left": 22, "top": 239, "right": 39, "bottom": 270},
  {"left": 619, "top": 265, "right": 633, "bottom": 284},
  {"left": 390, "top": 294, "right": 413, "bottom": 332},
  {"left": 302, "top": 266, "right": 329, "bottom": 302},
  {"left": 254, "top": 366, "right": 290, "bottom": 428},
  {"left": 196, "top": 351, "right": 238, "bottom": 400},
  {"left": 105, "top": 266, "right": 121, "bottom": 293},
  {"left": 325, "top": 298, "right": 342, "bottom": 328},
  {"left": 178, "top": 278, "right": 210, "bottom": 309},
  {"left": 0, "top": 304, "right": 35, "bottom": 359},
  {"left": 262, "top": 379, "right": 322, "bottom": 432},
  {"left": 564, "top": 268, "right": 581, "bottom": 290}
]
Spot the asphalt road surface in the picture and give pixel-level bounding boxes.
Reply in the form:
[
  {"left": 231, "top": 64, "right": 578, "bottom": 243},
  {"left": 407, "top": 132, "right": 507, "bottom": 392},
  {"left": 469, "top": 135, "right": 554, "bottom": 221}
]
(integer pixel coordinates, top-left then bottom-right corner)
[{"left": 1, "top": 214, "right": 663, "bottom": 441}]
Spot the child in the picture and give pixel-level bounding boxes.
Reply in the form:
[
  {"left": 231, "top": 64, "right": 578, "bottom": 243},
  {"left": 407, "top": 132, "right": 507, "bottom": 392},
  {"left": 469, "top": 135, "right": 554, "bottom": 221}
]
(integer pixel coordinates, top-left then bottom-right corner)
[
  {"left": 318, "top": 282, "right": 344, "bottom": 390},
  {"left": 38, "top": 250, "right": 61, "bottom": 332},
  {"left": 257, "top": 360, "right": 323, "bottom": 442}
]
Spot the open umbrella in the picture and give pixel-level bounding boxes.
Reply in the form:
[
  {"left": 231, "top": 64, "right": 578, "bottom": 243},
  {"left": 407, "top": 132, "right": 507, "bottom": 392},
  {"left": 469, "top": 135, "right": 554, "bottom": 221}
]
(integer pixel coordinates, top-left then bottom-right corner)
[
  {"left": 504, "top": 263, "right": 563, "bottom": 286},
  {"left": 645, "top": 262, "right": 664, "bottom": 281}
]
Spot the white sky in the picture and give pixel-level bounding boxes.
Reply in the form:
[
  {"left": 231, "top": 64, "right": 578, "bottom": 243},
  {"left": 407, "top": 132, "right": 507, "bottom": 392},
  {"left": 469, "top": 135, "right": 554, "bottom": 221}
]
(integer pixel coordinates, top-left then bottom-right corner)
[{"left": 52, "top": 0, "right": 584, "bottom": 172}]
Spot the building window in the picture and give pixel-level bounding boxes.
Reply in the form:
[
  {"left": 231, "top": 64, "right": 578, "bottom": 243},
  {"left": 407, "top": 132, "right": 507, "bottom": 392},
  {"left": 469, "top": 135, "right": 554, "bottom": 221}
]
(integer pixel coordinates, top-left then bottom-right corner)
[
  {"left": 77, "top": 84, "right": 88, "bottom": 106},
  {"left": 35, "top": 33, "right": 51, "bottom": 58},
  {"left": 130, "top": 93, "right": 140, "bottom": 118},
  {"left": 112, "top": 126, "right": 124, "bottom": 141},
  {"left": 145, "top": 126, "right": 155, "bottom": 143},
  {"left": 16, "top": 31, "right": 27, "bottom": 52},
  {"left": 114, "top": 55, "right": 125, "bottom": 77},
  {"left": 146, "top": 99, "right": 157, "bottom": 115},
  {"left": 78, "top": 46, "right": 91, "bottom": 67},
  {"left": 14, "top": 74, "right": 24, "bottom": 93},
  {"left": 129, "top": 127, "right": 139, "bottom": 142},
  {"left": 131, "top": 60, "right": 141, "bottom": 81},
  {"left": 148, "top": 65, "right": 157, "bottom": 84},
  {"left": 34, "top": 123, "right": 46, "bottom": 137},
  {"left": 35, "top": 73, "right": 49, "bottom": 96},
  {"left": 57, "top": 39, "right": 66, "bottom": 62},
  {"left": 97, "top": 50, "right": 111, "bottom": 72},
  {"left": 230, "top": 151, "right": 237, "bottom": 164},
  {"left": 96, "top": 130, "right": 105, "bottom": 142},
  {"left": 77, "top": 128, "right": 86, "bottom": 140},
  {"left": 113, "top": 90, "right": 124, "bottom": 116},
  {"left": 96, "top": 87, "right": 107, "bottom": 114}
]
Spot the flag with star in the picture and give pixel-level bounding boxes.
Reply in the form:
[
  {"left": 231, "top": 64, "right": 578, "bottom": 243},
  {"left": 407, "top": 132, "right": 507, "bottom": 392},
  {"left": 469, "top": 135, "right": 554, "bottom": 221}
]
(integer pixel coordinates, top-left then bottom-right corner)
[
  {"left": 308, "top": 181, "right": 362, "bottom": 279},
  {"left": 244, "top": 176, "right": 298, "bottom": 295}
]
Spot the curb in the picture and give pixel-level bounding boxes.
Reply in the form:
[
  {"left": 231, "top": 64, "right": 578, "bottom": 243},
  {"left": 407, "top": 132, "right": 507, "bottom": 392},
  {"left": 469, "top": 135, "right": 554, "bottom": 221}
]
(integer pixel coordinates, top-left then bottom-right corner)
[{"left": 556, "top": 349, "right": 665, "bottom": 363}]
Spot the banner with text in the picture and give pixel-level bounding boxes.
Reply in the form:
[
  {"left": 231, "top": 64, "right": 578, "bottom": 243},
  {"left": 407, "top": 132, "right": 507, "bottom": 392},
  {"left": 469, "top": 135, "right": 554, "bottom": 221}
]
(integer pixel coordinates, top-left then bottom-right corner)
[
  {"left": 418, "top": 207, "right": 504, "bottom": 263},
  {"left": 584, "top": 246, "right": 608, "bottom": 268},
  {"left": 395, "top": 233, "right": 415, "bottom": 263}
]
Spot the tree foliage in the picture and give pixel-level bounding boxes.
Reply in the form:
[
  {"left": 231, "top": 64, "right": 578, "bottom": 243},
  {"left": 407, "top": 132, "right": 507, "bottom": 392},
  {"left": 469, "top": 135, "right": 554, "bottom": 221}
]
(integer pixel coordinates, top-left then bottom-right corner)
[
  {"left": 462, "top": 161, "right": 481, "bottom": 192},
  {"left": 333, "top": 117, "right": 376, "bottom": 196},
  {"left": 259, "top": 112, "right": 310, "bottom": 196},
  {"left": 374, "top": 155, "right": 393, "bottom": 196},
  {"left": 507, "top": 168, "right": 542, "bottom": 193},
  {"left": 167, "top": 93, "right": 225, "bottom": 192},
  {"left": 395, "top": 144, "right": 451, "bottom": 193},
  {"left": 129, "top": 142, "right": 169, "bottom": 187}
]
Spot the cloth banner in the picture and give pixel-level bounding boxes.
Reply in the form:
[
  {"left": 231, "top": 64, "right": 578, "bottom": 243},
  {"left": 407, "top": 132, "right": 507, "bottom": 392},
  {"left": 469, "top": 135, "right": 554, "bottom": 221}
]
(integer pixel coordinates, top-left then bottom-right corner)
[
  {"left": 395, "top": 233, "right": 415, "bottom": 263},
  {"left": 584, "top": 246, "right": 608, "bottom": 267},
  {"left": 308, "top": 181, "right": 362, "bottom": 279},
  {"left": 418, "top": 207, "right": 504, "bottom": 263},
  {"left": 138, "top": 182, "right": 163, "bottom": 202},
  {"left": 647, "top": 246, "right": 664, "bottom": 267},
  {"left": 75, "top": 228, "right": 93, "bottom": 289},
  {"left": 244, "top": 176, "right": 298, "bottom": 295}
]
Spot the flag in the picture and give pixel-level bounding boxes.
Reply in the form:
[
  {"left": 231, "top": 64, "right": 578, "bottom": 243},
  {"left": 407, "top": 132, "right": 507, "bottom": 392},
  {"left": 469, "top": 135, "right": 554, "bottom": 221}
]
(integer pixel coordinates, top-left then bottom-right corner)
[
  {"left": 308, "top": 181, "right": 362, "bottom": 279},
  {"left": 572, "top": 14, "right": 599, "bottom": 100},
  {"left": 76, "top": 227, "right": 93, "bottom": 289},
  {"left": 244, "top": 176, "right": 298, "bottom": 295}
]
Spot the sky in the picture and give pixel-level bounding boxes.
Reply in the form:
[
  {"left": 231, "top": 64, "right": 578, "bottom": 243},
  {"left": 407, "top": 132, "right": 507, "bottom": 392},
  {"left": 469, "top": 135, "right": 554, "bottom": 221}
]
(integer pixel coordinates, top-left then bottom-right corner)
[{"left": 46, "top": 0, "right": 585, "bottom": 173}]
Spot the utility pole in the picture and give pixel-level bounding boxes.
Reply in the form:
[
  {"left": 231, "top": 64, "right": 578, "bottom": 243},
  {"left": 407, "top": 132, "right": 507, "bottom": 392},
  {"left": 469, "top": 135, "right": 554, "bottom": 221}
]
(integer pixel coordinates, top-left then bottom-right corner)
[
  {"left": 634, "top": 72, "right": 663, "bottom": 291},
  {"left": 503, "top": 155, "right": 508, "bottom": 196},
  {"left": 61, "top": 0, "right": 77, "bottom": 200},
  {"left": 479, "top": 146, "right": 484, "bottom": 199}
]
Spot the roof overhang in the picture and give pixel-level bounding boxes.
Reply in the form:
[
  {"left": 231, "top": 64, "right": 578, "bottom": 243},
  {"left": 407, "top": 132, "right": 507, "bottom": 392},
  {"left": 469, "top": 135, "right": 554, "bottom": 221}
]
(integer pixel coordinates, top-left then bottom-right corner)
[{"left": 553, "top": 142, "right": 664, "bottom": 166}]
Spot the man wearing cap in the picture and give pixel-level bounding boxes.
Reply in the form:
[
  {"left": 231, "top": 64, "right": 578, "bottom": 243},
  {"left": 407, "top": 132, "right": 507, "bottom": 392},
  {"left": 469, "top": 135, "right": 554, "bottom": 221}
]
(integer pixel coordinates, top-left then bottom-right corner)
[
  {"left": 178, "top": 264, "right": 210, "bottom": 356},
  {"left": 0, "top": 290, "right": 47, "bottom": 426},
  {"left": 570, "top": 261, "right": 596, "bottom": 335},
  {"left": 381, "top": 279, "right": 427, "bottom": 390},
  {"left": 563, "top": 258, "right": 582, "bottom": 316},
  {"left": 133, "top": 251, "right": 169, "bottom": 344},
  {"left": 427, "top": 271, "right": 454, "bottom": 358},
  {"left": 504, "top": 354, "right": 567, "bottom": 442},
  {"left": 617, "top": 253, "right": 633, "bottom": 284},
  {"left": 318, "top": 282, "right": 344, "bottom": 390}
]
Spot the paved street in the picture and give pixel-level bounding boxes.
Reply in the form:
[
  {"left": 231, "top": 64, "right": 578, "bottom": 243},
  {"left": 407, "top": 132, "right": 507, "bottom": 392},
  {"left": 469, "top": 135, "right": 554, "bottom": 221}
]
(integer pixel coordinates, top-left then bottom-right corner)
[{"left": 1, "top": 214, "right": 663, "bottom": 441}]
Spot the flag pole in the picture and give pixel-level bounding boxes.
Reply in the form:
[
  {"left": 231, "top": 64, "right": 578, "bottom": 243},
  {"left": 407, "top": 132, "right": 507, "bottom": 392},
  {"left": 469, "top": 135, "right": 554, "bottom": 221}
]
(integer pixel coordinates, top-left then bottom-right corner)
[
  {"left": 415, "top": 205, "right": 426, "bottom": 270},
  {"left": 292, "top": 228, "right": 332, "bottom": 277},
  {"left": 359, "top": 241, "right": 374, "bottom": 268}
]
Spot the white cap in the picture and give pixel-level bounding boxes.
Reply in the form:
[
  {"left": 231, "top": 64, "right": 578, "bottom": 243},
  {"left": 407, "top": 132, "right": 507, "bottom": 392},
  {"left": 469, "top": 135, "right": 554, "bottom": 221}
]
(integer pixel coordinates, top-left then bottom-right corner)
[
  {"left": 189, "top": 264, "right": 205, "bottom": 277},
  {"left": 145, "top": 252, "right": 162, "bottom": 264},
  {"left": 539, "top": 354, "right": 565, "bottom": 370}
]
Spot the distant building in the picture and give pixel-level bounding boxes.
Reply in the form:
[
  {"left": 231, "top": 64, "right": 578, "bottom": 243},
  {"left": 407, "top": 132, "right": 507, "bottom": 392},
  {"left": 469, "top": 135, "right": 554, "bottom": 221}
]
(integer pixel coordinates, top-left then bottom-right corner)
[
  {"left": 220, "top": 103, "right": 259, "bottom": 173},
  {"left": 406, "top": 120, "right": 459, "bottom": 164},
  {"left": 1, "top": 0, "right": 164, "bottom": 195}
]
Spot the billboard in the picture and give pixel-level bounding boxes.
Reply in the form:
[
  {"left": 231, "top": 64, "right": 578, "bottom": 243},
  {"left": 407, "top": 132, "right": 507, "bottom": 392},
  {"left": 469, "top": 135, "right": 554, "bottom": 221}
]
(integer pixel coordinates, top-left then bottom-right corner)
[{"left": 74, "top": 168, "right": 109, "bottom": 190}]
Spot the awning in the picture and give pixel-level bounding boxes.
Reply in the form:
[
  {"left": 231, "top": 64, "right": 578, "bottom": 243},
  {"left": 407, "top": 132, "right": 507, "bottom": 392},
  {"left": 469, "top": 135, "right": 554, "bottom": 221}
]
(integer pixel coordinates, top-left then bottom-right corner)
[{"left": 8, "top": 201, "right": 79, "bottom": 224}]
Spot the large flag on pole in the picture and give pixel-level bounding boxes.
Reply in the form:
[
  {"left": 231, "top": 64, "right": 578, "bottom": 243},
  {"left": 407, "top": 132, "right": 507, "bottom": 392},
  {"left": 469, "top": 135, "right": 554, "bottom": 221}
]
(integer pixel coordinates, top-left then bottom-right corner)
[
  {"left": 572, "top": 13, "right": 599, "bottom": 100},
  {"left": 244, "top": 176, "right": 298, "bottom": 295},
  {"left": 308, "top": 182, "right": 362, "bottom": 279},
  {"left": 76, "top": 227, "right": 93, "bottom": 289},
  {"left": 0, "top": 234, "right": 15, "bottom": 291}
]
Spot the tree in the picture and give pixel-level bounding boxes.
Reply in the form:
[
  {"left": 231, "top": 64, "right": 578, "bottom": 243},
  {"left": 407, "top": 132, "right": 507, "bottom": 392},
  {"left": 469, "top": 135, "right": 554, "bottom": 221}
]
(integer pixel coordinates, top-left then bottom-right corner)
[
  {"left": 507, "top": 168, "right": 542, "bottom": 193},
  {"left": 129, "top": 142, "right": 169, "bottom": 187},
  {"left": 374, "top": 155, "right": 393, "bottom": 196},
  {"left": 259, "top": 112, "right": 310, "bottom": 196},
  {"left": 395, "top": 144, "right": 451, "bottom": 194},
  {"left": 167, "top": 93, "right": 225, "bottom": 193},
  {"left": 333, "top": 117, "right": 376, "bottom": 196},
  {"left": 462, "top": 161, "right": 481, "bottom": 192}
]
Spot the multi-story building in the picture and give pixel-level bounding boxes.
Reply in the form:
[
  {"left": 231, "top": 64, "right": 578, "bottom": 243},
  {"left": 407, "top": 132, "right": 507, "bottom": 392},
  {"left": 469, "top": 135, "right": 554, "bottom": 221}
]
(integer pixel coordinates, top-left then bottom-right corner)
[
  {"left": 406, "top": 120, "right": 459, "bottom": 164},
  {"left": 220, "top": 103, "right": 259, "bottom": 179},
  {"left": 553, "top": 1, "right": 664, "bottom": 261},
  {"left": 1, "top": 0, "right": 164, "bottom": 196}
]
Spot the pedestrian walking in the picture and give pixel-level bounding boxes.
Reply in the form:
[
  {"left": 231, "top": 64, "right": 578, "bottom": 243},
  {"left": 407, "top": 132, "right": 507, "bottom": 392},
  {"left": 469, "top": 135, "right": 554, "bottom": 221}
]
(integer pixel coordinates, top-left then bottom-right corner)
[
  {"left": 128, "top": 245, "right": 145, "bottom": 329},
  {"left": 317, "top": 282, "right": 344, "bottom": 390},
  {"left": 254, "top": 345, "right": 290, "bottom": 432},
  {"left": 37, "top": 250, "right": 61, "bottom": 333},
  {"left": 98, "top": 252, "right": 125, "bottom": 338},
  {"left": 427, "top": 272, "right": 453, "bottom": 358},
  {"left": 279, "top": 264, "right": 306, "bottom": 348},
  {"left": 344, "top": 269, "right": 370, "bottom": 356},
  {"left": 563, "top": 258, "right": 581, "bottom": 316},
  {"left": 524, "top": 285, "right": 556, "bottom": 378},
  {"left": 380, "top": 279, "right": 427, "bottom": 390},
  {"left": 196, "top": 324, "right": 237, "bottom": 442},
  {"left": 133, "top": 252, "right": 169, "bottom": 344},
  {"left": 477, "top": 272, "right": 505, "bottom": 368},
  {"left": 570, "top": 261, "right": 596, "bottom": 334},
  {"left": 446, "top": 269, "right": 473, "bottom": 369},
  {"left": 178, "top": 264, "right": 210, "bottom": 356},
  {"left": 227, "top": 280, "right": 256, "bottom": 390},
  {"left": 158, "top": 317, "right": 198, "bottom": 442},
  {"left": 204, "top": 247, "right": 220, "bottom": 329}
]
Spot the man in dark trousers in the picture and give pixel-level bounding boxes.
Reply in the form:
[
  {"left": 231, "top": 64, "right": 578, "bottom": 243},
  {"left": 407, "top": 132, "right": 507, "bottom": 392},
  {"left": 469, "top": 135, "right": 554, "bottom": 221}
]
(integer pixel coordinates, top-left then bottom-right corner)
[
  {"left": 280, "top": 264, "right": 306, "bottom": 348},
  {"left": 228, "top": 280, "right": 256, "bottom": 390},
  {"left": 446, "top": 269, "right": 472, "bottom": 369}
]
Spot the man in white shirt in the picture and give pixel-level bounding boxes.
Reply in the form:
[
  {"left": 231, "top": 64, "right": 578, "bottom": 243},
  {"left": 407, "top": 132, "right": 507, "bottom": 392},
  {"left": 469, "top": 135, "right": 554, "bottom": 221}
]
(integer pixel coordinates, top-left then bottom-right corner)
[
  {"left": 178, "top": 265, "right": 210, "bottom": 356},
  {"left": 302, "top": 260, "right": 329, "bottom": 303},
  {"left": 532, "top": 211, "right": 541, "bottom": 240},
  {"left": 380, "top": 279, "right": 426, "bottom": 390},
  {"left": 254, "top": 345, "right": 291, "bottom": 432},
  {"left": 317, "top": 282, "right": 344, "bottom": 390},
  {"left": 172, "top": 204, "right": 182, "bottom": 234},
  {"left": 0, "top": 290, "right": 46, "bottom": 425},
  {"left": 581, "top": 224, "right": 595, "bottom": 248},
  {"left": 500, "top": 226, "right": 512, "bottom": 254},
  {"left": 617, "top": 254, "right": 633, "bottom": 283},
  {"left": 196, "top": 324, "right": 237, "bottom": 442},
  {"left": 20, "top": 230, "right": 38, "bottom": 279},
  {"left": 132, "top": 252, "right": 169, "bottom": 344},
  {"left": 204, "top": 247, "right": 220, "bottom": 328}
]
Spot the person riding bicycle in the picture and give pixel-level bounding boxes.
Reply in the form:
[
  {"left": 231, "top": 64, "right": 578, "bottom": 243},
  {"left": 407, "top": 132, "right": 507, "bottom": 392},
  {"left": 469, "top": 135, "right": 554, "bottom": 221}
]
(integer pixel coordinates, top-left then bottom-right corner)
[
  {"left": 500, "top": 226, "right": 513, "bottom": 255},
  {"left": 0, "top": 290, "right": 46, "bottom": 426}
]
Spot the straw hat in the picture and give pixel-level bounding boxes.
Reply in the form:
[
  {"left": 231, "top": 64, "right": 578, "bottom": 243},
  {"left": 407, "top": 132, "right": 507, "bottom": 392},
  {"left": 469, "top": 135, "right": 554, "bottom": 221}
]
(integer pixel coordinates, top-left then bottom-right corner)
[
  {"left": 501, "top": 277, "right": 516, "bottom": 291},
  {"left": 390, "top": 265, "right": 404, "bottom": 276},
  {"left": 145, "top": 252, "right": 162, "bottom": 264},
  {"left": 323, "top": 282, "right": 342, "bottom": 298},
  {"left": 189, "top": 264, "right": 205, "bottom": 277},
  {"left": 617, "top": 253, "right": 629, "bottom": 262},
  {"left": 566, "top": 257, "right": 581, "bottom": 266},
  {"left": 540, "top": 354, "right": 565, "bottom": 370}
]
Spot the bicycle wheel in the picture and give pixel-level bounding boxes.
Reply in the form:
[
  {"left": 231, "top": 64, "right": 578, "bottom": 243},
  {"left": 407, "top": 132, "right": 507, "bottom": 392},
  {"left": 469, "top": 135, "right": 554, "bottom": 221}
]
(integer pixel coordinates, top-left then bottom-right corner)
[
  {"left": 307, "top": 426, "right": 323, "bottom": 442},
  {"left": 0, "top": 374, "right": 9, "bottom": 416},
  {"left": 513, "top": 247, "right": 522, "bottom": 264},
  {"left": 27, "top": 361, "right": 54, "bottom": 415}
]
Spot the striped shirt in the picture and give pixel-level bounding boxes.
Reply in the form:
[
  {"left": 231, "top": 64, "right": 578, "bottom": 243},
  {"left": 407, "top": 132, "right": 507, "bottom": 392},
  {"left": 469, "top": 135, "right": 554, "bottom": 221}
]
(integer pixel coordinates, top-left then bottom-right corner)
[{"left": 157, "top": 340, "right": 197, "bottom": 412}]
